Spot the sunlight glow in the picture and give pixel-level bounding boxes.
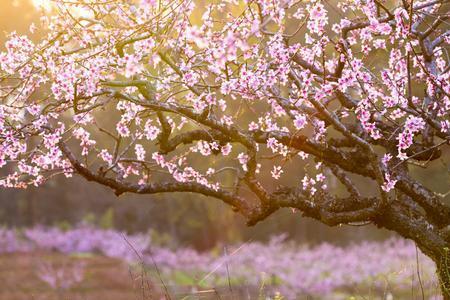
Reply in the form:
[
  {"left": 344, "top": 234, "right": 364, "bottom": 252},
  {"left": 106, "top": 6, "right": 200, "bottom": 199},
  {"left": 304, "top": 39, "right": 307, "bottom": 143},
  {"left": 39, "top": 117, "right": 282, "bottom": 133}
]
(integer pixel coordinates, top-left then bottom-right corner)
[
  {"left": 31, "top": 0, "right": 53, "bottom": 11},
  {"left": 30, "top": 0, "right": 93, "bottom": 18}
]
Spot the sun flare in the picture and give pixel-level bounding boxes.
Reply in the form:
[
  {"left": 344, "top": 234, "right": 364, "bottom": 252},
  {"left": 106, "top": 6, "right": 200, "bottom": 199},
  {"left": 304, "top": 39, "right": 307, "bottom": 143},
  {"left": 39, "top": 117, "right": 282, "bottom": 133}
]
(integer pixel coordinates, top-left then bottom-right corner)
[
  {"left": 30, "top": 0, "right": 93, "bottom": 17},
  {"left": 31, "top": 0, "right": 53, "bottom": 11}
]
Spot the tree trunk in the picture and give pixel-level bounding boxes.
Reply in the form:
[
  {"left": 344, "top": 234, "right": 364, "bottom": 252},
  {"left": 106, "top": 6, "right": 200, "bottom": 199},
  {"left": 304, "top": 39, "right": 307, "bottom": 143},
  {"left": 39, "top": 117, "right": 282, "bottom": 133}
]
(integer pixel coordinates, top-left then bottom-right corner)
[
  {"left": 437, "top": 248, "right": 450, "bottom": 300},
  {"left": 374, "top": 203, "right": 450, "bottom": 299}
]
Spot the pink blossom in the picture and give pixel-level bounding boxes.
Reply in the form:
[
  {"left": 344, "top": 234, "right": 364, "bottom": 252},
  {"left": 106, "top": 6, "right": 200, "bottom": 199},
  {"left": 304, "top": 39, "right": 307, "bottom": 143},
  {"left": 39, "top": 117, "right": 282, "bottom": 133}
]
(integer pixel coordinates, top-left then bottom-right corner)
[
  {"left": 381, "top": 173, "right": 397, "bottom": 192},
  {"left": 293, "top": 114, "right": 307, "bottom": 130},
  {"left": 135, "top": 144, "right": 146, "bottom": 161},
  {"left": 237, "top": 153, "right": 249, "bottom": 171},
  {"left": 271, "top": 165, "right": 283, "bottom": 179},
  {"left": 144, "top": 120, "right": 160, "bottom": 140}
]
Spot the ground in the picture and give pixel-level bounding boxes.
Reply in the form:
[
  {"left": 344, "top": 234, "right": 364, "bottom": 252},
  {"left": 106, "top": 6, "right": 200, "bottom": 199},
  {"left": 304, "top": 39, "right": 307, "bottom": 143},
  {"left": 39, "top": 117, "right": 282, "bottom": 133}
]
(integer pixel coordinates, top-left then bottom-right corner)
[
  {"left": 0, "top": 252, "right": 140, "bottom": 300},
  {"left": 0, "top": 252, "right": 253, "bottom": 300},
  {"left": 0, "top": 251, "right": 442, "bottom": 299}
]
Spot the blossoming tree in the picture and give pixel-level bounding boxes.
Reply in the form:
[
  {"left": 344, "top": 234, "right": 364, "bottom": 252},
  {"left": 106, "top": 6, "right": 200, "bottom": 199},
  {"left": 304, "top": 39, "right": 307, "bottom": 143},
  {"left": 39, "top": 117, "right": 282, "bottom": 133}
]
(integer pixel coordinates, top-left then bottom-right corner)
[{"left": 0, "top": 0, "right": 449, "bottom": 296}]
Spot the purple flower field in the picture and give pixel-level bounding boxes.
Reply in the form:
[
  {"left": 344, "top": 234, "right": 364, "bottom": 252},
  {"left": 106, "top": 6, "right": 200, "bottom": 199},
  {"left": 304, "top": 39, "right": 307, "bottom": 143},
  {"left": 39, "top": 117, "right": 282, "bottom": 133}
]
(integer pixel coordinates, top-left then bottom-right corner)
[{"left": 0, "top": 225, "right": 442, "bottom": 299}]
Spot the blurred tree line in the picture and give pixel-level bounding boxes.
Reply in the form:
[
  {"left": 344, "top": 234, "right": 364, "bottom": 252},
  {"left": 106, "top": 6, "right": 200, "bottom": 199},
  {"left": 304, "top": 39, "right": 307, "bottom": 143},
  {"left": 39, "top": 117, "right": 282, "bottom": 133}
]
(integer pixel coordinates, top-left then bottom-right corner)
[
  {"left": 0, "top": 174, "right": 395, "bottom": 249},
  {"left": 0, "top": 0, "right": 448, "bottom": 250}
]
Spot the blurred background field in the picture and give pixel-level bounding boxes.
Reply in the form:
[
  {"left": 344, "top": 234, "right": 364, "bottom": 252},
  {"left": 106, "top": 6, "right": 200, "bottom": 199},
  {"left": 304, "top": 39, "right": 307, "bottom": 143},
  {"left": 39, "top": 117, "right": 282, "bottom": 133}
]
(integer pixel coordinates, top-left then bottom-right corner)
[{"left": 0, "top": 225, "right": 443, "bottom": 299}]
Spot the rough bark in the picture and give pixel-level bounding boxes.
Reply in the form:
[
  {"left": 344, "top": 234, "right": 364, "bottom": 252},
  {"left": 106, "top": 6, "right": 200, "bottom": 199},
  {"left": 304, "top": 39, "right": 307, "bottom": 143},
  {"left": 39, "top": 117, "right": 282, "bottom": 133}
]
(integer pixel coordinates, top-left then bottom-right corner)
[{"left": 437, "top": 250, "right": 450, "bottom": 300}]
